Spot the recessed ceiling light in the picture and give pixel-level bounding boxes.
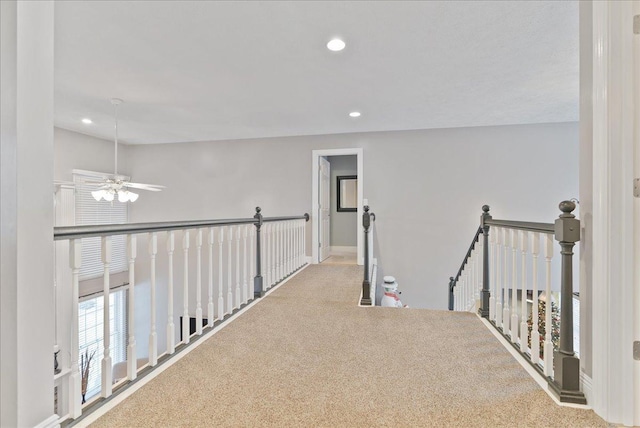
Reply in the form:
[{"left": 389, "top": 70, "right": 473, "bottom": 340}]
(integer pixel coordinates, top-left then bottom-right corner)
[
  {"left": 327, "top": 38, "right": 346, "bottom": 52},
  {"left": 82, "top": 118, "right": 93, "bottom": 124},
  {"left": 349, "top": 111, "right": 361, "bottom": 118}
]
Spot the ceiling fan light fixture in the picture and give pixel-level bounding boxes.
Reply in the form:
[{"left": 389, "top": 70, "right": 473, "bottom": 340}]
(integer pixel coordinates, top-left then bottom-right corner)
[
  {"left": 92, "top": 190, "right": 105, "bottom": 201},
  {"left": 117, "top": 190, "right": 130, "bottom": 203},
  {"left": 85, "top": 98, "right": 164, "bottom": 203}
]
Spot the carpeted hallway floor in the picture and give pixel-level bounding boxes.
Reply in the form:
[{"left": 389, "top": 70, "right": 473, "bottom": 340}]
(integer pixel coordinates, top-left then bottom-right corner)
[{"left": 91, "top": 264, "right": 606, "bottom": 427}]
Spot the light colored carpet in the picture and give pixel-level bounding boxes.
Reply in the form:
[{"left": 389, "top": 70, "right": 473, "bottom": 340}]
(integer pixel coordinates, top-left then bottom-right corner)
[{"left": 91, "top": 264, "right": 606, "bottom": 428}]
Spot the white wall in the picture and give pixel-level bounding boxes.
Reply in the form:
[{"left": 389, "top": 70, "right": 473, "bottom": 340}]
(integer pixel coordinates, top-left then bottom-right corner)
[
  {"left": 54, "top": 127, "right": 131, "bottom": 181},
  {"left": 126, "top": 122, "right": 578, "bottom": 310},
  {"left": 328, "top": 155, "right": 357, "bottom": 248},
  {"left": 1, "top": 2, "right": 56, "bottom": 426},
  {"left": 578, "top": 0, "right": 593, "bottom": 379}
]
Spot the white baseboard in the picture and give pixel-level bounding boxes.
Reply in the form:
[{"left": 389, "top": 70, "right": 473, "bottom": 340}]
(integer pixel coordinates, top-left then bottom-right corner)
[
  {"left": 479, "top": 317, "right": 591, "bottom": 410},
  {"left": 580, "top": 372, "right": 593, "bottom": 406},
  {"left": 35, "top": 414, "right": 60, "bottom": 428},
  {"left": 330, "top": 246, "right": 356, "bottom": 255}
]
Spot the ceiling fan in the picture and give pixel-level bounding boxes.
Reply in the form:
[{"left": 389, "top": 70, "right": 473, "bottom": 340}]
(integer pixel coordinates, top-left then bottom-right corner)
[{"left": 82, "top": 98, "right": 165, "bottom": 202}]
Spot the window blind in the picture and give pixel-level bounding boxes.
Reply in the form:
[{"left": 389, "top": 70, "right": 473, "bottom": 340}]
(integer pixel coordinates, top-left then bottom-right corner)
[{"left": 74, "top": 173, "right": 128, "bottom": 281}]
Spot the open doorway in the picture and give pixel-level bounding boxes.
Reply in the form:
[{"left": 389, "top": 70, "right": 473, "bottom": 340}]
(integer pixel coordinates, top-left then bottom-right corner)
[
  {"left": 323, "top": 155, "right": 357, "bottom": 265},
  {"left": 311, "top": 148, "right": 363, "bottom": 265}
]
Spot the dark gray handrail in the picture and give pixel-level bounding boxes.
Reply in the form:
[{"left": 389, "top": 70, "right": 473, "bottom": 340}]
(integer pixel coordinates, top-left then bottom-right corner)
[
  {"left": 485, "top": 218, "right": 554, "bottom": 233},
  {"left": 263, "top": 214, "right": 309, "bottom": 223},
  {"left": 448, "top": 225, "right": 482, "bottom": 311},
  {"left": 453, "top": 226, "right": 482, "bottom": 284},
  {"left": 54, "top": 213, "right": 309, "bottom": 241}
]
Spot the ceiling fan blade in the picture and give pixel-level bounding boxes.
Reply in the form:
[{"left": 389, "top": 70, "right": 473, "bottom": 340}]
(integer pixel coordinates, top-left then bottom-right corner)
[
  {"left": 80, "top": 180, "right": 109, "bottom": 186},
  {"left": 125, "top": 182, "right": 165, "bottom": 191}
]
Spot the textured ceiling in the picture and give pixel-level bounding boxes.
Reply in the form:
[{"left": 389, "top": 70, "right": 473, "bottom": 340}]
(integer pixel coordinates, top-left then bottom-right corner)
[{"left": 54, "top": 1, "right": 579, "bottom": 144}]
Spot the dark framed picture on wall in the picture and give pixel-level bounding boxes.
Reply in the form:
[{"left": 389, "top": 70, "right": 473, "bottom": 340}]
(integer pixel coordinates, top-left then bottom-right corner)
[{"left": 337, "top": 175, "right": 357, "bottom": 212}]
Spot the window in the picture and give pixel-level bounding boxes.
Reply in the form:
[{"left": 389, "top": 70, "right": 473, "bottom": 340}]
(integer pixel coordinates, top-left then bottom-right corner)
[
  {"left": 74, "top": 173, "right": 128, "bottom": 280},
  {"left": 78, "top": 288, "right": 127, "bottom": 400}
]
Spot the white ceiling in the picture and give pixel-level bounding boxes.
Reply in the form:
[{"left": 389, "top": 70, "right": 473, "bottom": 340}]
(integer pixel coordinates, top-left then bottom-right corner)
[{"left": 54, "top": 1, "right": 579, "bottom": 145}]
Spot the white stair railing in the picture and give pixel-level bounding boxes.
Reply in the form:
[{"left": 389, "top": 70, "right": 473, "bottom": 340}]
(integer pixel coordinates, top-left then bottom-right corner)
[
  {"left": 53, "top": 209, "right": 309, "bottom": 423},
  {"left": 449, "top": 202, "right": 585, "bottom": 405}
]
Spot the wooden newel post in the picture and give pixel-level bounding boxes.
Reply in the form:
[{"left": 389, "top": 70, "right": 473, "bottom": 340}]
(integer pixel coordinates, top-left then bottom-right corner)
[
  {"left": 550, "top": 200, "right": 586, "bottom": 404},
  {"left": 253, "top": 207, "right": 265, "bottom": 298},
  {"left": 478, "top": 205, "right": 491, "bottom": 318},
  {"left": 448, "top": 277, "right": 455, "bottom": 311},
  {"left": 360, "top": 205, "right": 372, "bottom": 306}
]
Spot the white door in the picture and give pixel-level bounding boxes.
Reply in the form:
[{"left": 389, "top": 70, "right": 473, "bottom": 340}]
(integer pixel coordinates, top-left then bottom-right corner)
[{"left": 319, "top": 157, "right": 331, "bottom": 262}]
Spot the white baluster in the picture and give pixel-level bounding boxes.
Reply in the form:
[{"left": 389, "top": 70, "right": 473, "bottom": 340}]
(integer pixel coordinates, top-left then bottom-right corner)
[
  {"left": 489, "top": 230, "right": 496, "bottom": 321},
  {"left": 287, "top": 221, "right": 292, "bottom": 275},
  {"left": 235, "top": 225, "right": 241, "bottom": 309},
  {"left": 208, "top": 228, "right": 214, "bottom": 327},
  {"left": 148, "top": 232, "right": 158, "bottom": 366},
  {"left": 284, "top": 221, "right": 289, "bottom": 278},
  {"left": 291, "top": 221, "right": 296, "bottom": 272},
  {"left": 468, "top": 259, "right": 473, "bottom": 310},
  {"left": 126, "top": 235, "right": 137, "bottom": 380},
  {"left": 264, "top": 223, "right": 271, "bottom": 287},
  {"left": 68, "top": 239, "right": 82, "bottom": 418},
  {"left": 520, "top": 230, "right": 529, "bottom": 351},
  {"left": 262, "top": 223, "right": 267, "bottom": 287},
  {"left": 101, "top": 236, "right": 112, "bottom": 398},
  {"left": 296, "top": 220, "right": 303, "bottom": 269},
  {"left": 464, "top": 272, "right": 473, "bottom": 311},
  {"left": 284, "top": 221, "right": 289, "bottom": 276},
  {"left": 471, "top": 259, "right": 475, "bottom": 310},
  {"left": 461, "top": 281, "right": 464, "bottom": 311},
  {"left": 263, "top": 223, "right": 268, "bottom": 287},
  {"left": 467, "top": 271, "right": 471, "bottom": 310},
  {"left": 510, "top": 229, "right": 519, "bottom": 343},
  {"left": 470, "top": 256, "right": 475, "bottom": 310},
  {"left": 502, "top": 228, "right": 510, "bottom": 335},
  {"left": 195, "top": 229, "right": 203, "bottom": 335},
  {"left": 474, "top": 246, "right": 480, "bottom": 310},
  {"left": 276, "top": 222, "right": 281, "bottom": 282},
  {"left": 302, "top": 219, "right": 306, "bottom": 265},
  {"left": 544, "top": 233, "right": 554, "bottom": 376},
  {"left": 182, "top": 230, "right": 190, "bottom": 345},
  {"left": 293, "top": 221, "right": 297, "bottom": 272},
  {"left": 463, "top": 272, "right": 468, "bottom": 310},
  {"left": 249, "top": 225, "right": 255, "bottom": 300},
  {"left": 495, "top": 228, "right": 503, "bottom": 327},
  {"left": 271, "top": 223, "right": 276, "bottom": 285},
  {"left": 243, "top": 225, "right": 249, "bottom": 305},
  {"left": 166, "top": 231, "right": 175, "bottom": 355},
  {"left": 281, "top": 221, "right": 289, "bottom": 278},
  {"left": 460, "top": 282, "right": 464, "bottom": 311},
  {"left": 478, "top": 245, "right": 482, "bottom": 309},
  {"left": 283, "top": 221, "right": 288, "bottom": 276},
  {"left": 217, "top": 227, "right": 225, "bottom": 319},
  {"left": 227, "top": 226, "right": 233, "bottom": 314},
  {"left": 531, "top": 232, "right": 541, "bottom": 365}
]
